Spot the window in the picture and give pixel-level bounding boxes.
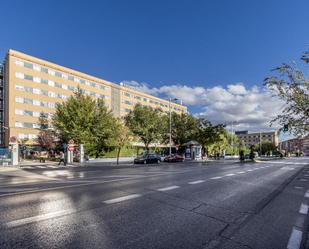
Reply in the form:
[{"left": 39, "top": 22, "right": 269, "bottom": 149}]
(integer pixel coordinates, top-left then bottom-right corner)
[
  {"left": 33, "top": 111, "right": 40, "bottom": 117},
  {"left": 41, "top": 101, "right": 48, "bottom": 107},
  {"left": 15, "top": 60, "right": 23, "bottom": 66},
  {"left": 143, "top": 98, "right": 148, "bottom": 102},
  {"left": 48, "top": 69, "right": 55, "bottom": 76},
  {"left": 24, "top": 122, "right": 34, "bottom": 128},
  {"left": 33, "top": 77, "right": 40, "bottom": 83},
  {"left": 15, "top": 122, "right": 23, "bottom": 128},
  {"left": 24, "top": 74, "right": 33, "bottom": 81},
  {"left": 99, "top": 85, "right": 106, "bottom": 90},
  {"left": 15, "top": 109, "right": 24, "bottom": 115},
  {"left": 55, "top": 71, "right": 62, "bottom": 78},
  {"left": 124, "top": 92, "right": 131, "bottom": 97},
  {"left": 41, "top": 90, "right": 48, "bottom": 96},
  {"left": 33, "top": 100, "right": 40, "bottom": 106},
  {"left": 48, "top": 80, "right": 55, "bottom": 87},
  {"left": 55, "top": 82, "right": 62, "bottom": 88},
  {"left": 41, "top": 67, "right": 48, "bottom": 73},
  {"left": 125, "top": 108, "right": 131, "bottom": 113},
  {"left": 80, "top": 79, "right": 85, "bottom": 84},
  {"left": 24, "top": 86, "right": 33, "bottom": 93},
  {"left": 24, "top": 62, "right": 33, "bottom": 69},
  {"left": 33, "top": 64, "right": 40, "bottom": 71},
  {"left": 15, "top": 72, "right": 24, "bottom": 79},
  {"left": 15, "top": 85, "right": 25, "bottom": 91},
  {"left": 90, "top": 82, "right": 96, "bottom": 88},
  {"left": 48, "top": 102, "right": 55, "bottom": 109},
  {"left": 33, "top": 88, "right": 41, "bottom": 95},
  {"left": 15, "top": 97, "right": 24, "bottom": 103},
  {"left": 62, "top": 84, "right": 68, "bottom": 90},
  {"left": 41, "top": 79, "right": 48, "bottom": 84},
  {"left": 24, "top": 98, "right": 33, "bottom": 105},
  {"left": 48, "top": 92, "right": 56, "bottom": 98},
  {"left": 24, "top": 110, "right": 33, "bottom": 116},
  {"left": 68, "top": 85, "right": 75, "bottom": 91},
  {"left": 68, "top": 75, "right": 74, "bottom": 81},
  {"left": 135, "top": 96, "right": 141, "bottom": 100},
  {"left": 124, "top": 100, "right": 132, "bottom": 105}
]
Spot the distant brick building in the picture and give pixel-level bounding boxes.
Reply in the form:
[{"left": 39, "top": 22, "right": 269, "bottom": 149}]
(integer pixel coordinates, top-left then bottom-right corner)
[
  {"left": 279, "top": 136, "right": 309, "bottom": 156},
  {"left": 235, "top": 130, "right": 279, "bottom": 148}
]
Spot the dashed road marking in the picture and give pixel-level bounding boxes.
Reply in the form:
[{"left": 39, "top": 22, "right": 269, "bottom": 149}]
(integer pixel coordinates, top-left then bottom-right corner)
[
  {"left": 299, "top": 179, "right": 307, "bottom": 182},
  {"left": 188, "top": 180, "right": 205, "bottom": 185},
  {"left": 305, "top": 190, "right": 309, "bottom": 198},
  {"left": 157, "top": 185, "right": 180, "bottom": 191},
  {"left": 295, "top": 186, "right": 304, "bottom": 189},
  {"left": 299, "top": 203, "right": 309, "bottom": 215},
  {"left": 247, "top": 169, "right": 253, "bottom": 172},
  {"left": 210, "top": 176, "right": 223, "bottom": 180},
  {"left": 5, "top": 209, "right": 75, "bottom": 228},
  {"left": 225, "top": 173, "right": 235, "bottom": 177},
  {"left": 103, "top": 194, "right": 142, "bottom": 204},
  {"left": 287, "top": 227, "right": 302, "bottom": 249},
  {"left": 237, "top": 171, "right": 246, "bottom": 174}
]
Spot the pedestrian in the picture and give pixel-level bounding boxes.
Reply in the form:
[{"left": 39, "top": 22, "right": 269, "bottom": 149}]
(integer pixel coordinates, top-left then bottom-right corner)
[{"left": 58, "top": 151, "right": 66, "bottom": 166}]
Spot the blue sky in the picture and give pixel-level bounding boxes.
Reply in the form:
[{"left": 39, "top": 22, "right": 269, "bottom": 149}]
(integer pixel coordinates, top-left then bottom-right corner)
[{"left": 1, "top": 0, "right": 308, "bottom": 136}]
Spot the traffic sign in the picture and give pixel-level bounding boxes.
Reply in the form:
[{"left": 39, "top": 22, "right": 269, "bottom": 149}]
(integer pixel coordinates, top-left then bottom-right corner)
[{"left": 9, "top": 136, "right": 17, "bottom": 144}]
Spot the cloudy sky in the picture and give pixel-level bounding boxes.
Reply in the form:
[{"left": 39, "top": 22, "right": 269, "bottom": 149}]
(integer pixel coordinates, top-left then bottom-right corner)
[
  {"left": 120, "top": 80, "right": 285, "bottom": 133},
  {"left": 1, "top": 0, "right": 309, "bottom": 139}
]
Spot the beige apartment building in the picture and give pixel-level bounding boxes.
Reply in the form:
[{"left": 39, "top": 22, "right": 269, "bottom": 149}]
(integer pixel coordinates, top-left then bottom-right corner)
[
  {"left": 235, "top": 130, "right": 279, "bottom": 148},
  {"left": 0, "top": 49, "right": 187, "bottom": 146}
]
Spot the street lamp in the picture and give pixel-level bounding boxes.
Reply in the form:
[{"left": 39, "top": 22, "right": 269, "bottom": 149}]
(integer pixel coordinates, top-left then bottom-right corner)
[{"left": 169, "top": 98, "right": 178, "bottom": 155}]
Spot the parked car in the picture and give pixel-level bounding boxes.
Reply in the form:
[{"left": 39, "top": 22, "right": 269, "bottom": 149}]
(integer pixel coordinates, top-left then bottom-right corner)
[
  {"left": 164, "top": 154, "right": 185, "bottom": 163},
  {"left": 134, "top": 153, "right": 161, "bottom": 164}
]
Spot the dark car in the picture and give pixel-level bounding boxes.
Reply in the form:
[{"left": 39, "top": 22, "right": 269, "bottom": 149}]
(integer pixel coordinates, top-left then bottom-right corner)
[
  {"left": 164, "top": 154, "right": 185, "bottom": 163},
  {"left": 134, "top": 153, "right": 161, "bottom": 164}
]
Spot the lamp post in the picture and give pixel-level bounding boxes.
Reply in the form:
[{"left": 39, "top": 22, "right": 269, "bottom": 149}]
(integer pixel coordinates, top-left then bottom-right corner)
[{"left": 169, "top": 98, "right": 178, "bottom": 155}]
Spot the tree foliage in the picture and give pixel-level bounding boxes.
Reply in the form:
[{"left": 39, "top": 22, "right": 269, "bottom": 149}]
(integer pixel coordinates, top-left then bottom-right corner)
[
  {"left": 52, "top": 89, "right": 118, "bottom": 157},
  {"left": 196, "top": 118, "right": 226, "bottom": 156},
  {"left": 264, "top": 51, "right": 309, "bottom": 135},
  {"left": 36, "top": 112, "right": 56, "bottom": 151},
  {"left": 124, "top": 104, "right": 165, "bottom": 150},
  {"left": 163, "top": 112, "right": 199, "bottom": 147}
]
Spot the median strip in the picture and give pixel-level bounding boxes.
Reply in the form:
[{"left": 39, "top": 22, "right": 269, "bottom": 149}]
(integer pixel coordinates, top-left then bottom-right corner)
[{"left": 103, "top": 194, "right": 142, "bottom": 204}]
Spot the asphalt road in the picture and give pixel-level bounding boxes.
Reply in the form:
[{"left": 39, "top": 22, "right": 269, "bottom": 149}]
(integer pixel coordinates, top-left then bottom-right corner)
[{"left": 0, "top": 157, "right": 309, "bottom": 249}]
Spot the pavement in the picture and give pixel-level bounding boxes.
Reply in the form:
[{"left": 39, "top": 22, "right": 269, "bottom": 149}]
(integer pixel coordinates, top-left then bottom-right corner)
[{"left": 0, "top": 157, "right": 308, "bottom": 249}]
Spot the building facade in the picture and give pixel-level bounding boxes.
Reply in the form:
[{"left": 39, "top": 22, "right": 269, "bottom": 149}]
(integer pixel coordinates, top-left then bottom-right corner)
[
  {"left": 280, "top": 136, "right": 309, "bottom": 156},
  {"left": 1, "top": 49, "right": 187, "bottom": 146},
  {"left": 235, "top": 130, "right": 279, "bottom": 148}
]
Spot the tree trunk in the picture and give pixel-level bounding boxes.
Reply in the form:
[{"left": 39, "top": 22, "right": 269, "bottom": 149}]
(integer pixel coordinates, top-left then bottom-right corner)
[{"left": 116, "top": 147, "right": 121, "bottom": 165}]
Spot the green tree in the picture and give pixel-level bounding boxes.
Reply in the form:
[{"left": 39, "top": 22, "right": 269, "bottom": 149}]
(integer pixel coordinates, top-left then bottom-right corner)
[
  {"left": 261, "top": 141, "right": 276, "bottom": 155},
  {"left": 196, "top": 119, "right": 226, "bottom": 157},
  {"left": 110, "top": 121, "right": 131, "bottom": 165},
  {"left": 163, "top": 112, "right": 199, "bottom": 147},
  {"left": 264, "top": 50, "right": 309, "bottom": 135},
  {"left": 125, "top": 104, "right": 165, "bottom": 150},
  {"left": 36, "top": 112, "right": 56, "bottom": 151},
  {"left": 52, "top": 89, "right": 117, "bottom": 157}
]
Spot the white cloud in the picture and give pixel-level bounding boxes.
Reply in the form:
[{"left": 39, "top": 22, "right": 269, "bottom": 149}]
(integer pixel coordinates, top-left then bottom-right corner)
[{"left": 119, "top": 80, "right": 285, "bottom": 132}]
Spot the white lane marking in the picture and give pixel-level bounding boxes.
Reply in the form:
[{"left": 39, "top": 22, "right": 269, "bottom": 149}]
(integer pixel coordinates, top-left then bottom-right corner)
[
  {"left": 247, "top": 169, "right": 253, "bottom": 172},
  {"left": 225, "top": 173, "right": 235, "bottom": 177},
  {"left": 287, "top": 227, "right": 302, "bottom": 249},
  {"left": 6, "top": 209, "right": 75, "bottom": 228},
  {"left": 299, "top": 203, "right": 309, "bottom": 215},
  {"left": 103, "top": 194, "right": 142, "bottom": 204},
  {"left": 237, "top": 171, "right": 245, "bottom": 174},
  {"left": 188, "top": 180, "right": 205, "bottom": 185},
  {"left": 210, "top": 176, "right": 223, "bottom": 180},
  {"left": 157, "top": 185, "right": 180, "bottom": 191},
  {"left": 299, "top": 179, "right": 307, "bottom": 182},
  {"left": 305, "top": 190, "right": 309, "bottom": 198},
  {"left": 295, "top": 186, "right": 304, "bottom": 189}
]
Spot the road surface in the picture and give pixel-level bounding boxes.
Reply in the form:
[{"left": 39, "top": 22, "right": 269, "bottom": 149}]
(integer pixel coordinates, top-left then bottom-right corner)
[{"left": 0, "top": 157, "right": 308, "bottom": 249}]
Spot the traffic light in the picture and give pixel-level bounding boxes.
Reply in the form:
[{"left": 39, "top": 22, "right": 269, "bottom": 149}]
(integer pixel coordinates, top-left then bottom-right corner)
[{"left": 283, "top": 124, "right": 288, "bottom": 132}]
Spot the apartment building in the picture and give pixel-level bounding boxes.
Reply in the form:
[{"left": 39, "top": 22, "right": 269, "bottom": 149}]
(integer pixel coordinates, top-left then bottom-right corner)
[
  {"left": 1, "top": 49, "right": 187, "bottom": 146},
  {"left": 235, "top": 130, "right": 279, "bottom": 148},
  {"left": 280, "top": 136, "right": 309, "bottom": 156}
]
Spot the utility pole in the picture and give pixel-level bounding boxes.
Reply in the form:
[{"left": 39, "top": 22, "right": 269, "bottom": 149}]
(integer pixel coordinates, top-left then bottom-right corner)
[
  {"left": 169, "top": 98, "right": 172, "bottom": 156},
  {"left": 259, "top": 130, "right": 262, "bottom": 156}
]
